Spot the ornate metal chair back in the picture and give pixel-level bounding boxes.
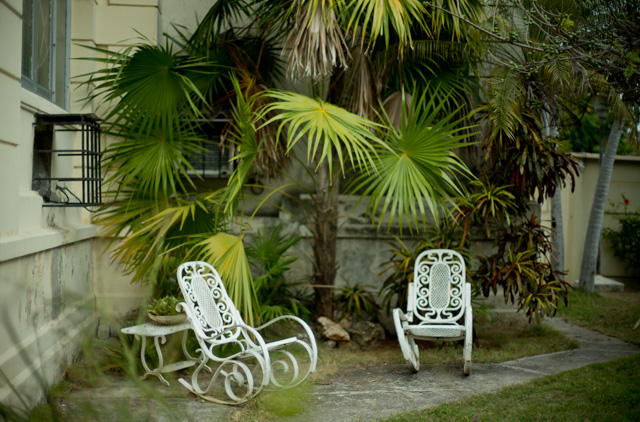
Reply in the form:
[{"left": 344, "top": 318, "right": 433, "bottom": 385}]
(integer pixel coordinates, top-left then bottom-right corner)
[
  {"left": 177, "top": 261, "right": 243, "bottom": 342},
  {"left": 410, "top": 249, "right": 468, "bottom": 324}
]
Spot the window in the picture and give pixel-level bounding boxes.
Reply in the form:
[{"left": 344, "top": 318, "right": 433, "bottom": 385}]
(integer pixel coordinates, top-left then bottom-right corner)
[
  {"left": 32, "top": 114, "right": 102, "bottom": 207},
  {"left": 21, "top": 0, "right": 69, "bottom": 109},
  {"left": 186, "top": 116, "right": 234, "bottom": 178}
]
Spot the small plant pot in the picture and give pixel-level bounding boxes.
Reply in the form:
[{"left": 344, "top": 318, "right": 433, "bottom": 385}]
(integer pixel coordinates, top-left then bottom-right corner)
[{"left": 147, "top": 313, "right": 187, "bottom": 325}]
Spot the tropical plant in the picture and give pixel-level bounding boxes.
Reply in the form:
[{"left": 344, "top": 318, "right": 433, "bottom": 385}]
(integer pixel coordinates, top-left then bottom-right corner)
[
  {"left": 83, "top": 0, "right": 491, "bottom": 323},
  {"left": 146, "top": 296, "right": 182, "bottom": 316},
  {"left": 334, "top": 281, "right": 379, "bottom": 322},
  {"left": 475, "top": 214, "right": 571, "bottom": 323},
  {"left": 603, "top": 195, "right": 640, "bottom": 275},
  {"left": 246, "top": 225, "right": 312, "bottom": 322}
]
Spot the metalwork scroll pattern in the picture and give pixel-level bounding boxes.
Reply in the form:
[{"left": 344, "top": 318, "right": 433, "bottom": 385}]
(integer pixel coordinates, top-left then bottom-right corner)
[
  {"left": 414, "top": 250, "right": 464, "bottom": 323},
  {"left": 180, "top": 262, "right": 237, "bottom": 340}
]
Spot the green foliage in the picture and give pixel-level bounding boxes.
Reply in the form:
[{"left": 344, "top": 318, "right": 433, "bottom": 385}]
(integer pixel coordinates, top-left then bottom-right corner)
[
  {"left": 246, "top": 225, "right": 311, "bottom": 322},
  {"left": 378, "top": 237, "right": 418, "bottom": 315},
  {"left": 453, "top": 179, "right": 518, "bottom": 246},
  {"left": 603, "top": 195, "right": 640, "bottom": 275},
  {"left": 146, "top": 296, "right": 181, "bottom": 316},
  {"left": 347, "top": 88, "right": 476, "bottom": 232},
  {"left": 476, "top": 214, "right": 571, "bottom": 324},
  {"left": 334, "top": 281, "right": 379, "bottom": 322}
]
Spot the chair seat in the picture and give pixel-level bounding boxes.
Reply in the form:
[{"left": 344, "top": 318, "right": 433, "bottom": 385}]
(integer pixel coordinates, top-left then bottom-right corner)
[{"left": 406, "top": 324, "right": 466, "bottom": 339}]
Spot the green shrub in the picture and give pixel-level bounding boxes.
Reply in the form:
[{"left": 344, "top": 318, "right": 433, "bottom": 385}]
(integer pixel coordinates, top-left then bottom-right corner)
[{"left": 603, "top": 194, "right": 640, "bottom": 275}]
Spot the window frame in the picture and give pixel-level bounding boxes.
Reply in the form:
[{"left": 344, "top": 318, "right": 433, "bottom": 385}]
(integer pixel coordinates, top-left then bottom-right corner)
[
  {"left": 21, "top": 0, "right": 70, "bottom": 109},
  {"left": 186, "top": 116, "right": 235, "bottom": 179}
]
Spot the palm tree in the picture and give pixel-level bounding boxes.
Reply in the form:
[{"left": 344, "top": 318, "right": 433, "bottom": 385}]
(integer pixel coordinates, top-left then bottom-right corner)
[{"left": 85, "top": 0, "right": 485, "bottom": 321}]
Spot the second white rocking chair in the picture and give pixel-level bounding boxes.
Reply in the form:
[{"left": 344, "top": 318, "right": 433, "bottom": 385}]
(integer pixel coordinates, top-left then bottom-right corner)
[
  {"left": 176, "top": 261, "right": 317, "bottom": 404},
  {"left": 393, "top": 249, "right": 473, "bottom": 375}
]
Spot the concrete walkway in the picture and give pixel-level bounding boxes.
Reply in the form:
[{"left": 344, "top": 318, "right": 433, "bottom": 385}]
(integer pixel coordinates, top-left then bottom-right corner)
[
  {"left": 290, "top": 317, "right": 639, "bottom": 422},
  {"left": 58, "top": 316, "right": 640, "bottom": 422}
]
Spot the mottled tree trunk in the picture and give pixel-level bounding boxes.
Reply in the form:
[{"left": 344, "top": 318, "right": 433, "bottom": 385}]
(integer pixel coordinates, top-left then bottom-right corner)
[
  {"left": 312, "top": 159, "right": 339, "bottom": 318},
  {"left": 579, "top": 119, "right": 623, "bottom": 291},
  {"left": 551, "top": 193, "right": 565, "bottom": 274}
]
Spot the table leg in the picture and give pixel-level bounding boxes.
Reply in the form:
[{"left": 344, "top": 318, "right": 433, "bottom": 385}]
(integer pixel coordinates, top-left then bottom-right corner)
[{"left": 139, "top": 334, "right": 170, "bottom": 386}]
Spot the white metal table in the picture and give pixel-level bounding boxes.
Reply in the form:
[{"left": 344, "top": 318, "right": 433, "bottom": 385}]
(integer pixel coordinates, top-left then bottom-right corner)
[{"left": 121, "top": 320, "right": 198, "bottom": 386}]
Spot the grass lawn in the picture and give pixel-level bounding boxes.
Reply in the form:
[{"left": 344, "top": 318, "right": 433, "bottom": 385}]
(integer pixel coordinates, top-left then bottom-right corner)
[
  {"left": 380, "top": 288, "right": 640, "bottom": 422},
  {"left": 383, "top": 353, "right": 640, "bottom": 422},
  {"left": 556, "top": 289, "right": 640, "bottom": 344}
]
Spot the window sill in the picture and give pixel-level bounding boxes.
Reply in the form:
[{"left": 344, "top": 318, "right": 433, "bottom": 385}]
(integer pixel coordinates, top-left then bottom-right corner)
[{"left": 21, "top": 88, "right": 68, "bottom": 116}]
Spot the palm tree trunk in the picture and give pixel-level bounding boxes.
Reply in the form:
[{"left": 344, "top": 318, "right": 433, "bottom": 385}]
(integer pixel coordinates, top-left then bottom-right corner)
[
  {"left": 551, "top": 193, "right": 565, "bottom": 274},
  {"left": 579, "top": 119, "right": 623, "bottom": 291},
  {"left": 312, "top": 159, "right": 339, "bottom": 318}
]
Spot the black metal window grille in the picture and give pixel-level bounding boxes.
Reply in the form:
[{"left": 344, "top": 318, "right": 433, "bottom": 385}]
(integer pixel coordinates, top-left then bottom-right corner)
[
  {"left": 186, "top": 117, "right": 234, "bottom": 178},
  {"left": 32, "top": 113, "right": 102, "bottom": 207}
]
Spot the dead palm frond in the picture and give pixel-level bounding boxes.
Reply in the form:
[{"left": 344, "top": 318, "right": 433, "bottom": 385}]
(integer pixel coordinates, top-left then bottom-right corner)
[
  {"left": 382, "top": 91, "right": 413, "bottom": 129},
  {"left": 284, "top": 0, "right": 350, "bottom": 80},
  {"left": 332, "top": 46, "right": 377, "bottom": 118}
]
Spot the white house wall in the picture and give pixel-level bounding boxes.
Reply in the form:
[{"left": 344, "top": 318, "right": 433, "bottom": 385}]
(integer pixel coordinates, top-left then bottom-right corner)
[{"left": 0, "top": 0, "right": 160, "bottom": 409}]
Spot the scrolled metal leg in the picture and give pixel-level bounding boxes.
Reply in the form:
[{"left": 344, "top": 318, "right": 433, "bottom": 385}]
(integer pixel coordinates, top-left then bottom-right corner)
[{"left": 138, "top": 335, "right": 170, "bottom": 386}]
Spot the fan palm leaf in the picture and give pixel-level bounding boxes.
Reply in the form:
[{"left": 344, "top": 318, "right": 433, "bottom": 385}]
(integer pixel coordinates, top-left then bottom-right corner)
[
  {"left": 102, "top": 121, "right": 206, "bottom": 198},
  {"left": 84, "top": 43, "right": 222, "bottom": 138},
  {"left": 196, "top": 232, "right": 258, "bottom": 326},
  {"left": 262, "top": 90, "right": 387, "bottom": 175},
  {"left": 346, "top": 0, "right": 427, "bottom": 51},
  {"left": 348, "top": 89, "right": 476, "bottom": 232}
]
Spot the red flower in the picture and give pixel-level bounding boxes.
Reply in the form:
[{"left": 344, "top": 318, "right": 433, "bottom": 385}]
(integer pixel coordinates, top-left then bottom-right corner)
[{"left": 624, "top": 198, "right": 630, "bottom": 205}]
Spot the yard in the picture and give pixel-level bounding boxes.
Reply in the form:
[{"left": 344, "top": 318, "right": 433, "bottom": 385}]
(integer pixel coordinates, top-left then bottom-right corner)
[{"left": 10, "top": 288, "right": 638, "bottom": 422}]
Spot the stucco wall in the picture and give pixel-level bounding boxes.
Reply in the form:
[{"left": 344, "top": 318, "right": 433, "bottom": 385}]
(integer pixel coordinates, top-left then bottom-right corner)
[
  {"left": 0, "top": 0, "right": 159, "bottom": 409},
  {"left": 541, "top": 153, "right": 640, "bottom": 286}
]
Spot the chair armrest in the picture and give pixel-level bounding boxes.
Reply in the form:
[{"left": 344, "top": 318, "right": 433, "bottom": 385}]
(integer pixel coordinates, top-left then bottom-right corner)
[
  {"left": 255, "top": 315, "right": 318, "bottom": 370},
  {"left": 393, "top": 308, "right": 414, "bottom": 325}
]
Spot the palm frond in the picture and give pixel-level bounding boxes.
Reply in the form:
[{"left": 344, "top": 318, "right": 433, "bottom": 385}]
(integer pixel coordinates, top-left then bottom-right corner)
[
  {"left": 482, "top": 67, "right": 526, "bottom": 146},
  {"left": 221, "top": 76, "right": 260, "bottom": 215},
  {"left": 426, "top": 0, "right": 486, "bottom": 42},
  {"left": 196, "top": 232, "right": 258, "bottom": 326},
  {"left": 101, "top": 122, "right": 206, "bottom": 198},
  {"left": 348, "top": 89, "right": 477, "bottom": 232},
  {"left": 333, "top": 46, "right": 377, "bottom": 118},
  {"left": 87, "top": 43, "right": 220, "bottom": 138},
  {"left": 187, "top": 0, "right": 248, "bottom": 50},
  {"left": 283, "top": 0, "right": 350, "bottom": 79},
  {"left": 262, "top": 90, "right": 387, "bottom": 175},
  {"left": 346, "top": 0, "right": 427, "bottom": 52}
]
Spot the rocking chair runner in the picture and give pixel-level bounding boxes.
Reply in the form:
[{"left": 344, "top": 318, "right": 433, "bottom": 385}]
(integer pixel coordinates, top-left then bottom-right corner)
[
  {"left": 393, "top": 249, "right": 473, "bottom": 375},
  {"left": 176, "top": 261, "right": 318, "bottom": 404}
]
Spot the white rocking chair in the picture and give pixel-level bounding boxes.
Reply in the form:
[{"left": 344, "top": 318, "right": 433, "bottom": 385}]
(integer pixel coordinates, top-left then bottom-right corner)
[
  {"left": 393, "top": 249, "right": 473, "bottom": 375},
  {"left": 176, "top": 261, "right": 318, "bottom": 404}
]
